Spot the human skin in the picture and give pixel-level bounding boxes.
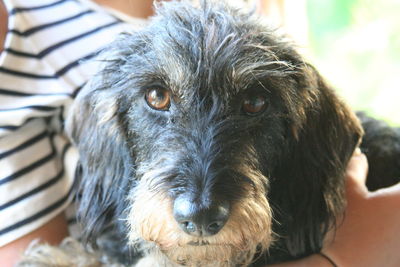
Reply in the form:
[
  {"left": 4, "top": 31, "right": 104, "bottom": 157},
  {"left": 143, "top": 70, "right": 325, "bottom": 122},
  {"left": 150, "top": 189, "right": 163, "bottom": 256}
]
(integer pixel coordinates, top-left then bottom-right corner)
[
  {"left": 322, "top": 150, "right": 400, "bottom": 267},
  {"left": 0, "top": 0, "right": 6, "bottom": 52},
  {"left": 0, "top": 214, "right": 69, "bottom": 267},
  {"left": 0, "top": 1, "right": 157, "bottom": 266},
  {"left": 94, "top": 0, "right": 155, "bottom": 19},
  {"left": 269, "top": 150, "right": 400, "bottom": 267},
  {"left": 1, "top": 1, "right": 399, "bottom": 266}
]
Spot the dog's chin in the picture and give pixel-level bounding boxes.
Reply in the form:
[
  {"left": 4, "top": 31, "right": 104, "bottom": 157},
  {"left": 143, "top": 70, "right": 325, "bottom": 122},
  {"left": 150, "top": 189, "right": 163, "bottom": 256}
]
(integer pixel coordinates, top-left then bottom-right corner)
[
  {"left": 161, "top": 242, "right": 260, "bottom": 266},
  {"left": 136, "top": 226, "right": 273, "bottom": 266},
  {"left": 128, "top": 176, "right": 273, "bottom": 265}
]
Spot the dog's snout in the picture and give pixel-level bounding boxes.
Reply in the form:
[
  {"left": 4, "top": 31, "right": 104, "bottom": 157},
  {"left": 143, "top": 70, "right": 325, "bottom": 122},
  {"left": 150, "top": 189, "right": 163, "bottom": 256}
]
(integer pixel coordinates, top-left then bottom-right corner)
[{"left": 173, "top": 196, "right": 230, "bottom": 237}]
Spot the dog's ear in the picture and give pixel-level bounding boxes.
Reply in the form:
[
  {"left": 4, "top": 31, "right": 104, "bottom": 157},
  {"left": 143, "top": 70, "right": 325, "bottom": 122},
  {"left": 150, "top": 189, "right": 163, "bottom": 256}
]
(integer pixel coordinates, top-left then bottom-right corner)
[
  {"left": 66, "top": 69, "right": 133, "bottom": 245},
  {"left": 269, "top": 64, "right": 363, "bottom": 259}
]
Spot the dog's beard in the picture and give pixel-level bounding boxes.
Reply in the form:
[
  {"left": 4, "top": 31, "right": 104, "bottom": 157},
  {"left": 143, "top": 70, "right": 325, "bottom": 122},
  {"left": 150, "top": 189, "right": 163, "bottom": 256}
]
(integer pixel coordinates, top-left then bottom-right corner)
[{"left": 126, "top": 164, "right": 273, "bottom": 266}]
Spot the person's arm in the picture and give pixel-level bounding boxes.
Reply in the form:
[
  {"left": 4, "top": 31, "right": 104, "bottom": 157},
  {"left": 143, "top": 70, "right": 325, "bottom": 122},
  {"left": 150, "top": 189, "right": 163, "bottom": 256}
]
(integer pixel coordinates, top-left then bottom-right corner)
[
  {"left": 0, "top": 1, "right": 69, "bottom": 266},
  {"left": 267, "top": 254, "right": 334, "bottom": 267},
  {"left": 0, "top": 0, "right": 7, "bottom": 52},
  {"left": 0, "top": 0, "right": 159, "bottom": 267},
  {"left": 322, "top": 150, "right": 400, "bottom": 267},
  {"left": 0, "top": 214, "right": 69, "bottom": 267},
  {"left": 269, "top": 150, "right": 400, "bottom": 267},
  {"left": 94, "top": 0, "right": 155, "bottom": 18}
]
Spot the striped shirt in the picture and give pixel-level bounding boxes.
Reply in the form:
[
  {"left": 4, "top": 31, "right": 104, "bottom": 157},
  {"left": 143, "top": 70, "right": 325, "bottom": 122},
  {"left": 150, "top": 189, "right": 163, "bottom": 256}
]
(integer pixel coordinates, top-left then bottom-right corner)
[{"left": 0, "top": 0, "right": 143, "bottom": 246}]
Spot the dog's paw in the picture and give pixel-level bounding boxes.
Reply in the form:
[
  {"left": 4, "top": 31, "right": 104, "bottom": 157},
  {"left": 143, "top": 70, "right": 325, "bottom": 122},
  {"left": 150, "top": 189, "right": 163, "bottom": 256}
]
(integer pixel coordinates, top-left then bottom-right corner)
[
  {"left": 134, "top": 256, "right": 161, "bottom": 267},
  {"left": 16, "top": 237, "right": 103, "bottom": 267},
  {"left": 134, "top": 254, "right": 179, "bottom": 267}
]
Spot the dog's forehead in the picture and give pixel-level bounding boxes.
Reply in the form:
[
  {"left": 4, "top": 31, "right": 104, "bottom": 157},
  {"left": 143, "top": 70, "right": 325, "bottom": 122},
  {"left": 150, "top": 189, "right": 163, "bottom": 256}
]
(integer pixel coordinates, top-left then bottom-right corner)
[{"left": 132, "top": 2, "right": 300, "bottom": 100}]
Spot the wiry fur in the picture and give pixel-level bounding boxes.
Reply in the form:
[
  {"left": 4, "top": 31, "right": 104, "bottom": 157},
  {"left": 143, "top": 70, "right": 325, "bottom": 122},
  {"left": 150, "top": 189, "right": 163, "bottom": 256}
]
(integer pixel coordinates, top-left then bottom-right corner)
[
  {"left": 17, "top": 1, "right": 399, "bottom": 266},
  {"left": 128, "top": 177, "right": 271, "bottom": 266},
  {"left": 17, "top": 238, "right": 122, "bottom": 267},
  {"left": 357, "top": 112, "right": 400, "bottom": 191}
]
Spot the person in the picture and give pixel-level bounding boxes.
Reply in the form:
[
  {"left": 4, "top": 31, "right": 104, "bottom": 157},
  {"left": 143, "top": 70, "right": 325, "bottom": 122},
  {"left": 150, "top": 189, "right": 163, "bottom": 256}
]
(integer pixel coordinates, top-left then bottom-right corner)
[
  {"left": 0, "top": 1, "right": 399, "bottom": 267},
  {"left": 0, "top": 0, "right": 154, "bottom": 265},
  {"left": 270, "top": 149, "right": 400, "bottom": 267}
]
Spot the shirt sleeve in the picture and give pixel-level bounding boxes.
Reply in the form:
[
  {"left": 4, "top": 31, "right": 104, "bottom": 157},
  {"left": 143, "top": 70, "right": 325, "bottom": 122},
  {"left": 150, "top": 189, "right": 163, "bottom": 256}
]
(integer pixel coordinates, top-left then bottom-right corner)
[
  {"left": 0, "top": 0, "right": 81, "bottom": 247},
  {"left": 0, "top": 0, "right": 128, "bottom": 246},
  {"left": 0, "top": 119, "right": 78, "bottom": 246}
]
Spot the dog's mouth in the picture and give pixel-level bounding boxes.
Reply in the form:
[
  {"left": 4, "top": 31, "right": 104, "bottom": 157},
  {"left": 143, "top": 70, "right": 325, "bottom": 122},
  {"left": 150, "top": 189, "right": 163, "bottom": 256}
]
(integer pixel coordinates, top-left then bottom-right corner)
[
  {"left": 184, "top": 240, "right": 235, "bottom": 247},
  {"left": 157, "top": 239, "right": 232, "bottom": 248},
  {"left": 187, "top": 240, "right": 211, "bottom": 246},
  {"left": 155, "top": 238, "right": 246, "bottom": 250},
  {"left": 159, "top": 239, "right": 262, "bottom": 266},
  {"left": 129, "top": 176, "right": 273, "bottom": 265}
]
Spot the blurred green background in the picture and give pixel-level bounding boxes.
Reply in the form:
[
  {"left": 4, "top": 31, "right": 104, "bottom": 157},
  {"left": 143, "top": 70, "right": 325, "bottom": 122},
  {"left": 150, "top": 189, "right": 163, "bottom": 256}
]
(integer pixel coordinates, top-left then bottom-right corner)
[{"left": 307, "top": 0, "right": 400, "bottom": 126}]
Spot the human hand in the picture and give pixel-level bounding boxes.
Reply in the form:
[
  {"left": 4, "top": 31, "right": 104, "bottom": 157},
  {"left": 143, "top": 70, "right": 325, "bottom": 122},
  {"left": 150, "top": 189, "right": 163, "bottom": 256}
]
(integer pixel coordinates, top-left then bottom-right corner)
[{"left": 322, "top": 149, "right": 400, "bottom": 267}]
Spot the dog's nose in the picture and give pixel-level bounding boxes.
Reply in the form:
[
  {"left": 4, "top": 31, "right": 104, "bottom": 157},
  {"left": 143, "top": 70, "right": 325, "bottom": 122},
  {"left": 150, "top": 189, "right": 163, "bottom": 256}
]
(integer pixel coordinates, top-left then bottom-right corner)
[{"left": 173, "top": 196, "right": 230, "bottom": 237}]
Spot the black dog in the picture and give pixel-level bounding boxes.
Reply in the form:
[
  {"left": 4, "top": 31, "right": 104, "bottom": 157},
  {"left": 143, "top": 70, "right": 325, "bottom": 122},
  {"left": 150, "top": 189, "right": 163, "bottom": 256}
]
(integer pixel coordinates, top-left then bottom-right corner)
[{"left": 18, "top": 1, "right": 400, "bottom": 266}]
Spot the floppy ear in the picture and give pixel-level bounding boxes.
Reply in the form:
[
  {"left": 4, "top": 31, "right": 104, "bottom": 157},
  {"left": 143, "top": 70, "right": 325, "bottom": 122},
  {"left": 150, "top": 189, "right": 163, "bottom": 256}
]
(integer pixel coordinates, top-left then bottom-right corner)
[
  {"left": 66, "top": 68, "right": 134, "bottom": 247},
  {"left": 268, "top": 64, "right": 363, "bottom": 261}
]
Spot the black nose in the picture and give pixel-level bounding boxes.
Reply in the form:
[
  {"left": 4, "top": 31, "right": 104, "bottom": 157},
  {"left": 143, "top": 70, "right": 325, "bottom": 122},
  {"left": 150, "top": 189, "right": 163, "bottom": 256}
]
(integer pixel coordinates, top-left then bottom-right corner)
[{"left": 173, "top": 196, "right": 230, "bottom": 237}]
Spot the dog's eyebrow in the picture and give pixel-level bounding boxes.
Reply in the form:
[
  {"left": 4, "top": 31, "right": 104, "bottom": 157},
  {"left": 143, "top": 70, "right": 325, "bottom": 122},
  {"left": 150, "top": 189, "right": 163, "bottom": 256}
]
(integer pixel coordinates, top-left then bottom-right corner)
[{"left": 251, "top": 78, "right": 272, "bottom": 93}]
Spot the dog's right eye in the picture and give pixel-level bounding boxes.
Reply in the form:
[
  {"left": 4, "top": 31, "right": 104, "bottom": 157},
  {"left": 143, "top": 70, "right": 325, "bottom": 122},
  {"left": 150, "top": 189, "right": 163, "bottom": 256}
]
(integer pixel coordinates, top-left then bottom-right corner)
[
  {"left": 145, "top": 87, "right": 171, "bottom": 111},
  {"left": 242, "top": 94, "right": 268, "bottom": 115}
]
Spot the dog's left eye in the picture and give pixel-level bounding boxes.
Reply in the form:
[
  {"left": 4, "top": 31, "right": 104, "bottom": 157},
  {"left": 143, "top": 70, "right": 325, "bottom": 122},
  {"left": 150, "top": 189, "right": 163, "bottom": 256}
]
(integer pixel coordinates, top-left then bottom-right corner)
[
  {"left": 242, "top": 94, "right": 267, "bottom": 115},
  {"left": 145, "top": 87, "right": 171, "bottom": 111}
]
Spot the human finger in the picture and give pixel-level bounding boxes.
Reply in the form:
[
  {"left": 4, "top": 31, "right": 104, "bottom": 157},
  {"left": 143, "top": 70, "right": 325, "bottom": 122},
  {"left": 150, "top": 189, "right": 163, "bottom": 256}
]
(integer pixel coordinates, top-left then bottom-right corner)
[
  {"left": 371, "top": 181, "right": 400, "bottom": 199},
  {"left": 345, "top": 149, "right": 369, "bottom": 195}
]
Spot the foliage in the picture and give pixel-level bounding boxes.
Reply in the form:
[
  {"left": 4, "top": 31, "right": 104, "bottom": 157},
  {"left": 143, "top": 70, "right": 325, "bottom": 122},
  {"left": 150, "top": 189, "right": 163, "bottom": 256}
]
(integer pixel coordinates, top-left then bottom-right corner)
[{"left": 307, "top": 0, "right": 400, "bottom": 125}]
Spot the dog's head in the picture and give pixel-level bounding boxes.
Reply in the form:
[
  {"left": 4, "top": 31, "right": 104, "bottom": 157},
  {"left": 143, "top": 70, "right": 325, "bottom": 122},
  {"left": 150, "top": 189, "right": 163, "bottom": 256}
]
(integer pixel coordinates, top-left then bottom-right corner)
[{"left": 67, "top": 1, "right": 363, "bottom": 265}]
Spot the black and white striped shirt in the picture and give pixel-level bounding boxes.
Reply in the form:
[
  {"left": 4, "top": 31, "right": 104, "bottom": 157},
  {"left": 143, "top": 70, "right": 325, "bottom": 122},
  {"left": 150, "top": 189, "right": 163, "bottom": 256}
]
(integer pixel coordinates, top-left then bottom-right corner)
[{"left": 0, "top": 0, "right": 142, "bottom": 246}]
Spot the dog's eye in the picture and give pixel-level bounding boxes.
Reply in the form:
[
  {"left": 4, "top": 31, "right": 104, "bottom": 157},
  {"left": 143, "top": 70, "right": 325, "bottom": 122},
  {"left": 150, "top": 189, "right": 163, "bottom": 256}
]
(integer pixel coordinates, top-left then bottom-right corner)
[
  {"left": 242, "top": 94, "right": 267, "bottom": 115},
  {"left": 145, "top": 87, "right": 171, "bottom": 111}
]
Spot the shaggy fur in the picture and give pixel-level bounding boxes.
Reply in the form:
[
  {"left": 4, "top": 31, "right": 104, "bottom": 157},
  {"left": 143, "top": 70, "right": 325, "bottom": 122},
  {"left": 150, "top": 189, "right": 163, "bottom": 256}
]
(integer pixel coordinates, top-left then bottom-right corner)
[
  {"left": 17, "top": 1, "right": 399, "bottom": 266},
  {"left": 357, "top": 112, "right": 400, "bottom": 191}
]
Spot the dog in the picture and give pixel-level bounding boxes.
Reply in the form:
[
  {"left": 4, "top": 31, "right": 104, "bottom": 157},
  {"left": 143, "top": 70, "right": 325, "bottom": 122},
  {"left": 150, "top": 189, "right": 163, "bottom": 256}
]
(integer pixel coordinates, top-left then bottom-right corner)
[{"left": 17, "top": 1, "right": 400, "bottom": 266}]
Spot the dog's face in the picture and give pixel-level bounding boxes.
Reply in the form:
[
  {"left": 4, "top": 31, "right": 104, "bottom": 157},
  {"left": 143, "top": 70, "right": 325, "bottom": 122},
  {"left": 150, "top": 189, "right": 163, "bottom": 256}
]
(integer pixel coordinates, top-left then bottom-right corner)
[{"left": 67, "top": 1, "right": 363, "bottom": 265}]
